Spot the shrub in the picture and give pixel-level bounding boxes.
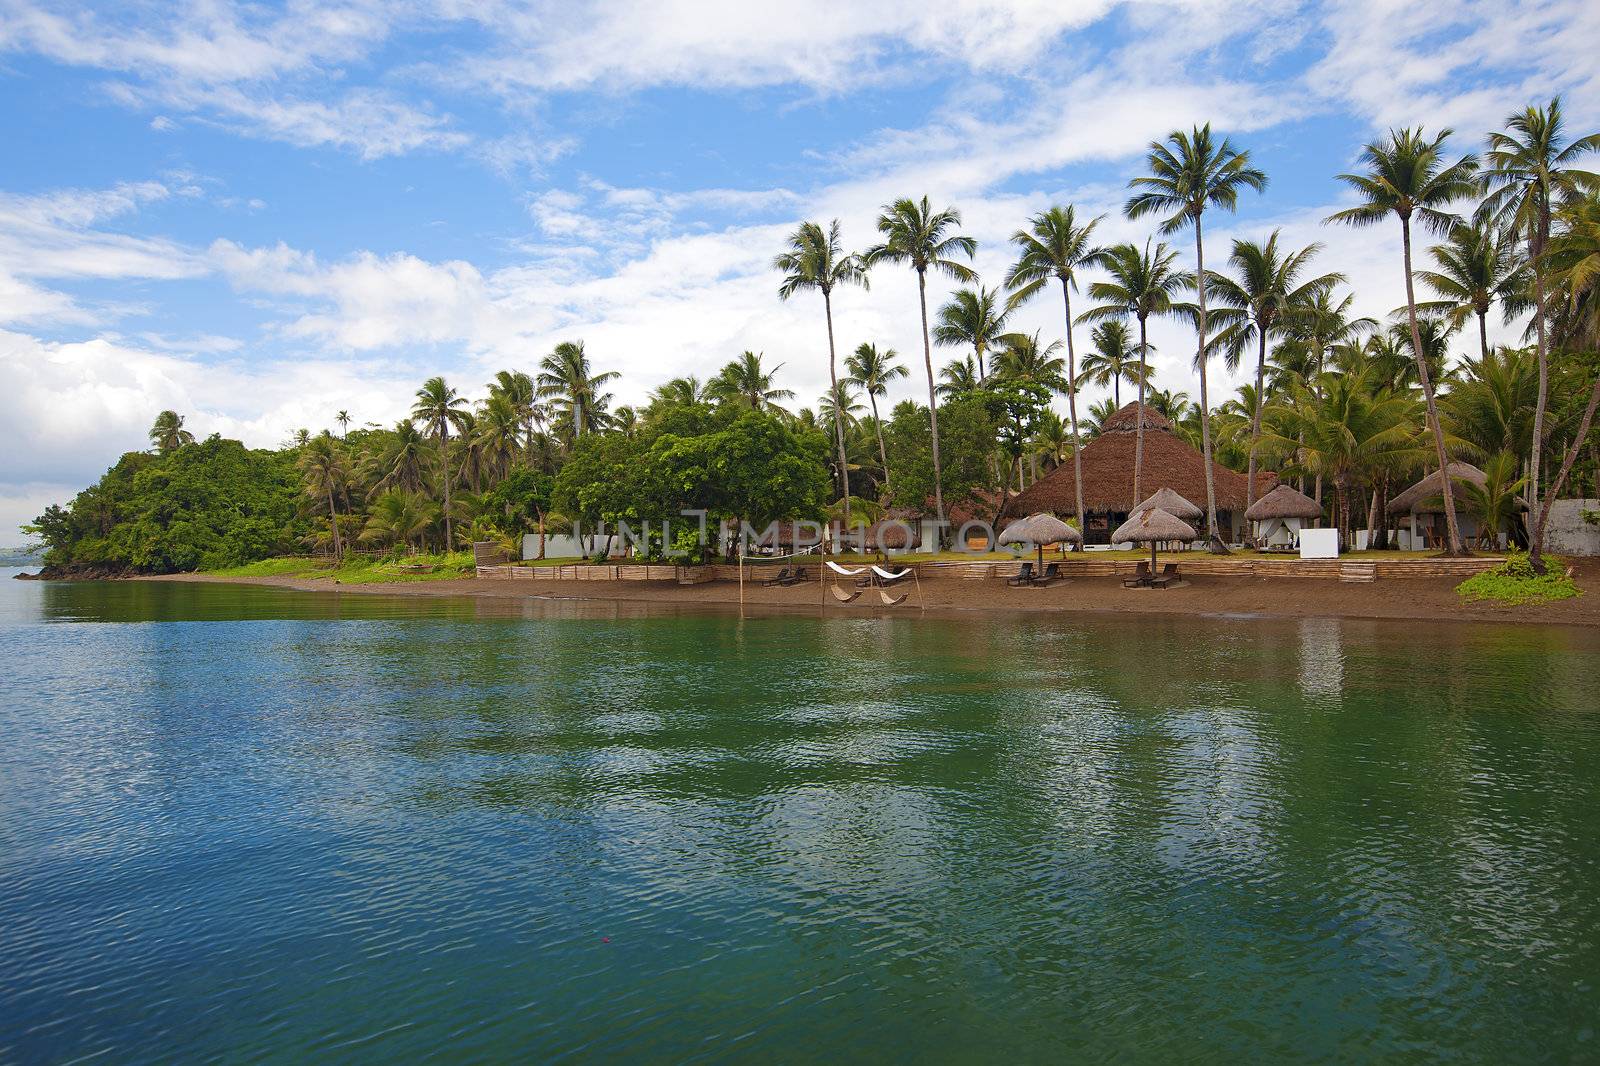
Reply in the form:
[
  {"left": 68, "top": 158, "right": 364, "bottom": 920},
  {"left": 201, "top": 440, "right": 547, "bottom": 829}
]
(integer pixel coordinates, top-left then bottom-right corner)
[{"left": 1457, "top": 551, "right": 1581, "bottom": 606}]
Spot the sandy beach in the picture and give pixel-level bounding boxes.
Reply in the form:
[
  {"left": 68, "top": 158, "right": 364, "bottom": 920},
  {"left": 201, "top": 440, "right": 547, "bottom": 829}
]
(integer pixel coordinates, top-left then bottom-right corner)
[{"left": 140, "top": 559, "right": 1600, "bottom": 628}]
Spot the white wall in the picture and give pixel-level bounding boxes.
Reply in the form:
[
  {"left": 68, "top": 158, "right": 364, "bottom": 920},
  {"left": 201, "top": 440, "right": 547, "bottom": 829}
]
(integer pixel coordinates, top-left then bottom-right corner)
[{"left": 1546, "top": 499, "right": 1600, "bottom": 557}]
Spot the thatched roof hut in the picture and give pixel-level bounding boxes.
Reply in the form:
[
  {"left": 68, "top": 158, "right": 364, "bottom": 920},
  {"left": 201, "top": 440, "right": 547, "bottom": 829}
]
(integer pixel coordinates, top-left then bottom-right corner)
[
  {"left": 1245, "top": 484, "right": 1323, "bottom": 521},
  {"left": 1132, "top": 487, "right": 1201, "bottom": 520},
  {"left": 1003, "top": 403, "right": 1272, "bottom": 519},
  {"left": 1386, "top": 462, "right": 1526, "bottom": 514},
  {"left": 1112, "top": 507, "right": 1197, "bottom": 544},
  {"left": 998, "top": 512, "right": 1080, "bottom": 568}
]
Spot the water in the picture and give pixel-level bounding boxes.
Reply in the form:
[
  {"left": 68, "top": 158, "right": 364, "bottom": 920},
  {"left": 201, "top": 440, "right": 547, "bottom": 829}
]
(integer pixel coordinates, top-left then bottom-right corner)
[{"left": 3, "top": 569, "right": 1599, "bottom": 1063}]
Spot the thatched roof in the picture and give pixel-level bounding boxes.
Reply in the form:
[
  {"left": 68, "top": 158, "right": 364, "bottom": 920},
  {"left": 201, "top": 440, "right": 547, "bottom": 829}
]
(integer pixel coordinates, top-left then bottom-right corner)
[
  {"left": 1132, "top": 487, "right": 1201, "bottom": 519},
  {"left": 1003, "top": 402, "right": 1273, "bottom": 517},
  {"left": 865, "top": 518, "right": 920, "bottom": 550},
  {"left": 1111, "top": 506, "right": 1197, "bottom": 544},
  {"left": 1386, "top": 462, "right": 1528, "bottom": 514},
  {"left": 1246, "top": 483, "right": 1323, "bottom": 521},
  {"left": 997, "top": 512, "right": 1082, "bottom": 547},
  {"left": 754, "top": 521, "right": 824, "bottom": 549}
]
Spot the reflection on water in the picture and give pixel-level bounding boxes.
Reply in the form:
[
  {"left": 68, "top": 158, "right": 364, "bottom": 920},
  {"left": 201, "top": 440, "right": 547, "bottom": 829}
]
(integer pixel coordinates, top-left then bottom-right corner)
[{"left": 2, "top": 571, "right": 1599, "bottom": 1062}]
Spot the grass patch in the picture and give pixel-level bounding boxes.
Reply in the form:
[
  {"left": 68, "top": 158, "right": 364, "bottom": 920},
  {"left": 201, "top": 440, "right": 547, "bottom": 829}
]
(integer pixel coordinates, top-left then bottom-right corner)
[
  {"left": 1457, "top": 553, "right": 1581, "bottom": 606},
  {"left": 209, "top": 556, "right": 335, "bottom": 577},
  {"left": 208, "top": 552, "right": 475, "bottom": 583}
]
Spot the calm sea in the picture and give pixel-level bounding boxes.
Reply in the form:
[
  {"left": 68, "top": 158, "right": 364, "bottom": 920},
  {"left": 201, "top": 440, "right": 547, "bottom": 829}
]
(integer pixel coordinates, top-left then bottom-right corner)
[{"left": 3, "top": 568, "right": 1598, "bottom": 1063}]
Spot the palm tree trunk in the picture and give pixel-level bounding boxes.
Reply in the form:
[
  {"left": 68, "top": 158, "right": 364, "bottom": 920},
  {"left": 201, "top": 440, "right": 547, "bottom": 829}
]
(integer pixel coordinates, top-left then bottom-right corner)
[
  {"left": 1401, "top": 215, "right": 1466, "bottom": 554},
  {"left": 822, "top": 289, "right": 852, "bottom": 511},
  {"left": 440, "top": 421, "right": 454, "bottom": 551},
  {"left": 1114, "top": 375, "right": 1120, "bottom": 408},
  {"left": 537, "top": 510, "right": 546, "bottom": 560},
  {"left": 1477, "top": 308, "right": 1491, "bottom": 362},
  {"left": 1134, "top": 315, "right": 1149, "bottom": 507},
  {"left": 1528, "top": 209, "right": 1553, "bottom": 569},
  {"left": 327, "top": 484, "right": 343, "bottom": 560},
  {"left": 1194, "top": 214, "right": 1222, "bottom": 544},
  {"left": 870, "top": 392, "right": 892, "bottom": 497},
  {"left": 918, "top": 269, "right": 946, "bottom": 531},
  {"left": 1061, "top": 280, "right": 1086, "bottom": 535},
  {"left": 1247, "top": 327, "right": 1266, "bottom": 530},
  {"left": 1530, "top": 371, "right": 1600, "bottom": 573}
]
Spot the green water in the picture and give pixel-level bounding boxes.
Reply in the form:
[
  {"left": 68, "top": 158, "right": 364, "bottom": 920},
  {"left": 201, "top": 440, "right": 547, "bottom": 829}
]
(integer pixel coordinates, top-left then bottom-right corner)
[{"left": 3, "top": 571, "right": 1599, "bottom": 1062}]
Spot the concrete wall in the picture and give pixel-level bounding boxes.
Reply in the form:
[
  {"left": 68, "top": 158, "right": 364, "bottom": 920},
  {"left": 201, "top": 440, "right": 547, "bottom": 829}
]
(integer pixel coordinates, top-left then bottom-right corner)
[
  {"left": 521, "top": 533, "right": 586, "bottom": 560},
  {"left": 1545, "top": 499, "right": 1600, "bottom": 556}
]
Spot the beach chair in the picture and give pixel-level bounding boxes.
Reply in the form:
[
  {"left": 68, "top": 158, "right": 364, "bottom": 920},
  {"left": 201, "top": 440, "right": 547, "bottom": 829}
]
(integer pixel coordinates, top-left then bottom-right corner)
[
  {"left": 1033, "top": 562, "right": 1062, "bottom": 586},
  {"left": 761, "top": 567, "right": 792, "bottom": 587},
  {"left": 1006, "top": 562, "right": 1036, "bottom": 587},
  {"left": 829, "top": 585, "right": 863, "bottom": 604},
  {"left": 1149, "top": 563, "right": 1179, "bottom": 589},
  {"left": 782, "top": 566, "right": 808, "bottom": 586},
  {"left": 1122, "top": 561, "right": 1152, "bottom": 588},
  {"left": 878, "top": 589, "right": 909, "bottom": 607}
]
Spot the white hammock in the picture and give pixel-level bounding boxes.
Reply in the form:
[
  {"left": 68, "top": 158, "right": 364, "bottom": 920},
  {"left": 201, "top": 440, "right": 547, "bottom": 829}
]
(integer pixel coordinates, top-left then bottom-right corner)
[
  {"left": 871, "top": 565, "right": 910, "bottom": 582},
  {"left": 825, "top": 561, "right": 868, "bottom": 576}
]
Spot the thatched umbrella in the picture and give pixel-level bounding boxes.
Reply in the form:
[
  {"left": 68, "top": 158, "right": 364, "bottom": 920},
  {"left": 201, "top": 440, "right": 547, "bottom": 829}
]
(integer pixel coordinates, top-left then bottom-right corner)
[
  {"left": 998, "top": 512, "right": 1082, "bottom": 569},
  {"left": 1132, "top": 486, "right": 1202, "bottom": 520},
  {"left": 1112, "top": 506, "right": 1197, "bottom": 572},
  {"left": 1245, "top": 483, "right": 1322, "bottom": 522}
]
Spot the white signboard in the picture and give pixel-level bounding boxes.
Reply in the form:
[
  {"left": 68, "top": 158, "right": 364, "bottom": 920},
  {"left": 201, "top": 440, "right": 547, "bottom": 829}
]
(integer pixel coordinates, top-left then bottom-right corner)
[{"left": 1299, "top": 528, "right": 1340, "bottom": 559}]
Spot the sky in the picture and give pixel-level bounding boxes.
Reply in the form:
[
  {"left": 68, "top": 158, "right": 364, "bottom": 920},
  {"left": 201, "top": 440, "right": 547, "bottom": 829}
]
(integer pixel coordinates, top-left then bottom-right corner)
[{"left": 3, "top": 0, "right": 1599, "bottom": 539}]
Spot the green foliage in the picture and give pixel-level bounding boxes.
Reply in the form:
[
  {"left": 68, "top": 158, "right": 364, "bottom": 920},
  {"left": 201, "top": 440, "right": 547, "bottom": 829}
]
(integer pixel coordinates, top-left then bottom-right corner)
[
  {"left": 29, "top": 436, "right": 305, "bottom": 574},
  {"left": 1457, "top": 552, "right": 1582, "bottom": 605},
  {"left": 885, "top": 396, "right": 998, "bottom": 517},
  {"left": 481, "top": 469, "right": 553, "bottom": 534}
]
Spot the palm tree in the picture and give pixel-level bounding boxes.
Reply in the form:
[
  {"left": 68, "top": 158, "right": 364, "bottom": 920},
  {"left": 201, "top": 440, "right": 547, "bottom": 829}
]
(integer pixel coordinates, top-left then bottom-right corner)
[
  {"left": 1277, "top": 290, "right": 1376, "bottom": 385},
  {"left": 937, "top": 355, "right": 982, "bottom": 399},
  {"left": 1480, "top": 97, "right": 1600, "bottom": 562},
  {"left": 1327, "top": 126, "right": 1479, "bottom": 554},
  {"left": 1032, "top": 410, "right": 1072, "bottom": 472},
  {"left": 865, "top": 196, "right": 978, "bottom": 528},
  {"left": 612, "top": 406, "right": 638, "bottom": 439},
  {"left": 537, "top": 340, "right": 618, "bottom": 442},
  {"left": 148, "top": 410, "right": 194, "bottom": 454},
  {"left": 412, "top": 376, "right": 468, "bottom": 550},
  {"left": 336, "top": 410, "right": 351, "bottom": 438},
  {"left": 369, "top": 419, "right": 430, "bottom": 495},
  {"left": 1415, "top": 220, "right": 1528, "bottom": 360},
  {"left": 932, "top": 285, "right": 1011, "bottom": 381},
  {"left": 362, "top": 489, "right": 438, "bottom": 553},
  {"left": 845, "top": 342, "right": 909, "bottom": 496},
  {"left": 1207, "top": 231, "right": 1343, "bottom": 517},
  {"left": 476, "top": 393, "right": 525, "bottom": 484},
  {"left": 648, "top": 375, "right": 711, "bottom": 412},
  {"left": 775, "top": 219, "right": 869, "bottom": 506},
  {"left": 994, "top": 332, "right": 1066, "bottom": 391},
  {"left": 1079, "top": 240, "right": 1188, "bottom": 504},
  {"left": 1127, "top": 123, "right": 1268, "bottom": 545},
  {"left": 1004, "top": 205, "right": 1105, "bottom": 529},
  {"left": 1082, "top": 397, "right": 1119, "bottom": 438},
  {"left": 710, "top": 351, "right": 795, "bottom": 413},
  {"left": 1079, "top": 321, "right": 1148, "bottom": 407},
  {"left": 1442, "top": 346, "right": 1537, "bottom": 460},
  {"left": 1455, "top": 450, "right": 1527, "bottom": 549},
  {"left": 297, "top": 431, "right": 350, "bottom": 559},
  {"left": 489, "top": 369, "right": 538, "bottom": 461}
]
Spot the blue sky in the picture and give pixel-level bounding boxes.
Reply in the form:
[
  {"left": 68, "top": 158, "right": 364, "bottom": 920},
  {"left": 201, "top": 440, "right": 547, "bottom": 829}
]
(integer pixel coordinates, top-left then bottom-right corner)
[{"left": 3, "top": 0, "right": 1598, "bottom": 537}]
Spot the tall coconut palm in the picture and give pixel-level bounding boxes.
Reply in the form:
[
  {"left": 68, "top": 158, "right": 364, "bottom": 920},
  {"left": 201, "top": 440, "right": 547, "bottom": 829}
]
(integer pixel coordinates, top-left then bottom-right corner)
[
  {"left": 537, "top": 340, "right": 617, "bottom": 442},
  {"left": 1480, "top": 97, "right": 1600, "bottom": 563},
  {"left": 362, "top": 489, "right": 438, "bottom": 554},
  {"left": 1079, "top": 321, "right": 1149, "bottom": 407},
  {"left": 1079, "top": 240, "right": 1189, "bottom": 504},
  {"left": 932, "top": 285, "right": 1011, "bottom": 381},
  {"left": 845, "top": 342, "right": 909, "bottom": 496},
  {"left": 1277, "top": 289, "right": 1376, "bottom": 385},
  {"left": 412, "top": 376, "right": 468, "bottom": 550},
  {"left": 648, "top": 375, "right": 711, "bottom": 412},
  {"left": 148, "top": 410, "right": 194, "bottom": 454},
  {"left": 336, "top": 410, "right": 351, "bottom": 438},
  {"left": 994, "top": 331, "right": 1067, "bottom": 392},
  {"left": 1442, "top": 346, "right": 1537, "bottom": 460},
  {"left": 710, "top": 351, "right": 795, "bottom": 413},
  {"left": 297, "top": 431, "right": 349, "bottom": 559},
  {"left": 865, "top": 196, "right": 978, "bottom": 528},
  {"left": 489, "top": 369, "right": 538, "bottom": 461},
  {"left": 476, "top": 393, "right": 525, "bottom": 484},
  {"left": 1004, "top": 205, "right": 1105, "bottom": 529},
  {"left": 1414, "top": 220, "right": 1528, "bottom": 360},
  {"left": 369, "top": 419, "right": 430, "bottom": 496},
  {"left": 1207, "top": 231, "right": 1343, "bottom": 517},
  {"left": 775, "top": 219, "right": 869, "bottom": 506},
  {"left": 1327, "top": 126, "right": 1480, "bottom": 555},
  {"left": 937, "top": 355, "right": 982, "bottom": 399},
  {"left": 1127, "top": 123, "right": 1268, "bottom": 545}
]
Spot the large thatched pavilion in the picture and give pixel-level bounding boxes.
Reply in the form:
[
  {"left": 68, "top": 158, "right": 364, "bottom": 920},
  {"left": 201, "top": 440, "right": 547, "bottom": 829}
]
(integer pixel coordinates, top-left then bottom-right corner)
[{"left": 1003, "top": 403, "right": 1274, "bottom": 545}]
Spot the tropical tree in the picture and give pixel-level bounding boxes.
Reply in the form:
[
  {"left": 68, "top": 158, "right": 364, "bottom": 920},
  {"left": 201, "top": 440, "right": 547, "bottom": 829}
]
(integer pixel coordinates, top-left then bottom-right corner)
[
  {"left": 1082, "top": 397, "right": 1119, "bottom": 438},
  {"left": 845, "top": 342, "right": 909, "bottom": 496},
  {"left": 937, "top": 356, "right": 982, "bottom": 399},
  {"left": 489, "top": 369, "right": 538, "bottom": 459},
  {"left": 1453, "top": 450, "right": 1527, "bottom": 549},
  {"left": 932, "top": 285, "right": 1012, "bottom": 381},
  {"left": 1079, "top": 321, "right": 1148, "bottom": 407},
  {"left": 648, "top": 375, "right": 711, "bottom": 413},
  {"left": 866, "top": 196, "right": 978, "bottom": 528},
  {"left": 1127, "top": 123, "right": 1268, "bottom": 544},
  {"left": 412, "top": 376, "right": 469, "bottom": 550},
  {"left": 368, "top": 419, "right": 430, "bottom": 495},
  {"left": 297, "top": 431, "right": 349, "bottom": 559},
  {"left": 1207, "top": 231, "right": 1343, "bottom": 517},
  {"left": 537, "top": 340, "right": 618, "bottom": 442},
  {"left": 993, "top": 331, "right": 1067, "bottom": 392},
  {"left": 1414, "top": 220, "right": 1527, "bottom": 360},
  {"left": 362, "top": 489, "right": 438, "bottom": 553},
  {"left": 1004, "top": 205, "right": 1105, "bottom": 528},
  {"left": 1327, "top": 126, "right": 1480, "bottom": 554},
  {"left": 774, "top": 219, "right": 869, "bottom": 506},
  {"left": 709, "top": 351, "right": 795, "bottom": 413},
  {"left": 336, "top": 410, "right": 351, "bottom": 438},
  {"left": 1480, "top": 96, "right": 1600, "bottom": 564},
  {"left": 149, "top": 410, "right": 195, "bottom": 454},
  {"left": 1442, "top": 346, "right": 1537, "bottom": 460},
  {"left": 1276, "top": 289, "right": 1376, "bottom": 386},
  {"left": 475, "top": 392, "right": 526, "bottom": 484},
  {"left": 1079, "top": 239, "right": 1188, "bottom": 504}
]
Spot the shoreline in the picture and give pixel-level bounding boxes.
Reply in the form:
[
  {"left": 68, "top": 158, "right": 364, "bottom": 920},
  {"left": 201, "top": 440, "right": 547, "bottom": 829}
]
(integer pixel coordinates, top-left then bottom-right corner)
[{"left": 132, "top": 560, "right": 1600, "bottom": 628}]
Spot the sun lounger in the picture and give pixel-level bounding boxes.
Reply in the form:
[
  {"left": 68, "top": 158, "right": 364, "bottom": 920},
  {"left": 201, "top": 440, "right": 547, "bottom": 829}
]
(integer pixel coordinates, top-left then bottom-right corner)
[
  {"left": 761, "top": 567, "right": 792, "bottom": 587},
  {"left": 1149, "top": 563, "right": 1179, "bottom": 589},
  {"left": 782, "top": 566, "right": 808, "bottom": 586},
  {"left": 1032, "top": 562, "right": 1062, "bottom": 586},
  {"left": 1122, "top": 561, "right": 1152, "bottom": 588},
  {"left": 1006, "top": 562, "right": 1036, "bottom": 587}
]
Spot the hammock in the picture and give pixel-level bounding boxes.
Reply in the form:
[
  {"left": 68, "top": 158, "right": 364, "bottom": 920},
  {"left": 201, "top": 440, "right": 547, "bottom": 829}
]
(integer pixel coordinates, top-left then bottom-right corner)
[
  {"left": 878, "top": 589, "right": 909, "bottom": 607},
  {"left": 829, "top": 585, "right": 863, "bottom": 603},
  {"left": 871, "top": 565, "right": 909, "bottom": 582},
  {"left": 826, "top": 561, "right": 868, "bottom": 576}
]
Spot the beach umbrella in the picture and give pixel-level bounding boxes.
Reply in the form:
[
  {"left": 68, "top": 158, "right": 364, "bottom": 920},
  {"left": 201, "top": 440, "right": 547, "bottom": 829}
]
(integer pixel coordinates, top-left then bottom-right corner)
[
  {"left": 1112, "top": 506, "right": 1197, "bottom": 572},
  {"left": 1131, "top": 486, "right": 1202, "bottom": 520},
  {"left": 1244, "top": 484, "right": 1323, "bottom": 522},
  {"left": 998, "top": 512, "right": 1082, "bottom": 570}
]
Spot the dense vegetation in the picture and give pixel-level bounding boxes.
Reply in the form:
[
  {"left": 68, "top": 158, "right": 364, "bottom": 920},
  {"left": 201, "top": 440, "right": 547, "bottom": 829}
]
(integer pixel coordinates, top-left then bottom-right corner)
[{"left": 27, "top": 98, "right": 1600, "bottom": 577}]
